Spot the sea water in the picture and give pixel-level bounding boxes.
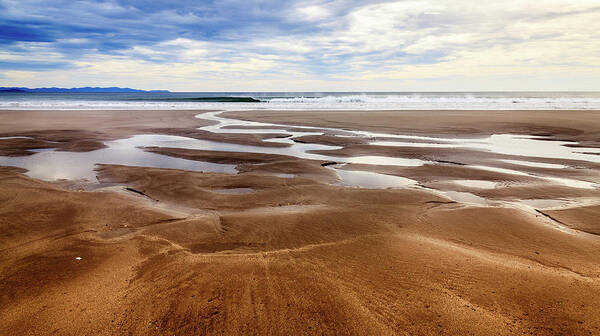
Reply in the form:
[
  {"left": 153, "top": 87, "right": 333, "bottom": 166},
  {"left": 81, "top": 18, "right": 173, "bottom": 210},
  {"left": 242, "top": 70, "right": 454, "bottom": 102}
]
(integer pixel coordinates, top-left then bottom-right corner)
[{"left": 1, "top": 91, "right": 600, "bottom": 110}]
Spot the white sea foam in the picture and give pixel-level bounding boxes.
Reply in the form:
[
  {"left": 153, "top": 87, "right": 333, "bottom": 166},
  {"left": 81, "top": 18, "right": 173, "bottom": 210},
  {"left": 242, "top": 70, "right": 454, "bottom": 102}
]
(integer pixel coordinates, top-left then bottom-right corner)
[{"left": 2, "top": 93, "right": 600, "bottom": 110}]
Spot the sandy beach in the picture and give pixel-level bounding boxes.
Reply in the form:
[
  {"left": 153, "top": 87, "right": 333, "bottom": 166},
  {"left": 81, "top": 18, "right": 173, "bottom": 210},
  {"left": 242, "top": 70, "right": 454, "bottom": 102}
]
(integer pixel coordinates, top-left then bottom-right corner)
[{"left": 1, "top": 109, "right": 599, "bottom": 335}]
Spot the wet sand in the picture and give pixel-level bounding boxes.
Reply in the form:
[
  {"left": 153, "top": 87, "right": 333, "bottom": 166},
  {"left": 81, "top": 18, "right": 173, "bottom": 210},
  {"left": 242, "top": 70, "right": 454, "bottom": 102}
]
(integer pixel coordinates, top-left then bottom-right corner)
[
  {"left": 1, "top": 109, "right": 600, "bottom": 335},
  {"left": 223, "top": 109, "right": 600, "bottom": 144},
  {"left": 0, "top": 109, "right": 291, "bottom": 155}
]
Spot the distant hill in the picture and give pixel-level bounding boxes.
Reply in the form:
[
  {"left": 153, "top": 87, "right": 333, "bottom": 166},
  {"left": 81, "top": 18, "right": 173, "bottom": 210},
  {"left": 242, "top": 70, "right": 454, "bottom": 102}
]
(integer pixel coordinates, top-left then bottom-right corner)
[
  {"left": 0, "top": 88, "right": 27, "bottom": 93},
  {"left": 0, "top": 87, "right": 170, "bottom": 93}
]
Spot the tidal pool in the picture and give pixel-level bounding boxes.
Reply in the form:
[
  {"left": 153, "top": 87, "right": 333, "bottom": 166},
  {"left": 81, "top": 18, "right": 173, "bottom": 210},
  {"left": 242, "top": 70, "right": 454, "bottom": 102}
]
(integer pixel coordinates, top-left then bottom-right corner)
[
  {"left": 0, "top": 110, "right": 598, "bottom": 195},
  {"left": 0, "top": 137, "right": 237, "bottom": 181},
  {"left": 453, "top": 180, "right": 499, "bottom": 189},
  {"left": 334, "top": 169, "right": 418, "bottom": 189}
]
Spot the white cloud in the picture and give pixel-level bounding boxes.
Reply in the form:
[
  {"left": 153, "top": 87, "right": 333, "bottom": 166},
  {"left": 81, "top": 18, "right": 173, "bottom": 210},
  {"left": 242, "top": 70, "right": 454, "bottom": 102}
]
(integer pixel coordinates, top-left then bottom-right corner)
[
  {"left": 2, "top": 0, "right": 600, "bottom": 90},
  {"left": 295, "top": 5, "right": 331, "bottom": 21}
]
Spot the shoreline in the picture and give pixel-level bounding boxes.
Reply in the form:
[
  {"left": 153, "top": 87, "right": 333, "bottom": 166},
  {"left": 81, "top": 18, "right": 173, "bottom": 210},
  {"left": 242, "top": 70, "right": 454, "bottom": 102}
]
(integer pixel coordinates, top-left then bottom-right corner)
[{"left": 1, "top": 108, "right": 599, "bottom": 335}]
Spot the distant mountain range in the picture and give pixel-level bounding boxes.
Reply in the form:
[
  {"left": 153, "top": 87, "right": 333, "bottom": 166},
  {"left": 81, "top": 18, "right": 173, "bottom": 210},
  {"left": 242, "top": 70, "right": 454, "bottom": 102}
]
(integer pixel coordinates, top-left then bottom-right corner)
[{"left": 0, "top": 87, "right": 169, "bottom": 93}]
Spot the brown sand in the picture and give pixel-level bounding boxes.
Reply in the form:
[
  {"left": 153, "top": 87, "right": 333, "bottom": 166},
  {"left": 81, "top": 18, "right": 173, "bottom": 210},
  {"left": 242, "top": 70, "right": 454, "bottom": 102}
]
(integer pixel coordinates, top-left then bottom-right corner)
[
  {"left": 544, "top": 205, "right": 600, "bottom": 235},
  {"left": 142, "top": 147, "right": 339, "bottom": 182},
  {"left": 148, "top": 128, "right": 293, "bottom": 148},
  {"left": 1, "top": 109, "right": 599, "bottom": 335},
  {"left": 0, "top": 109, "right": 290, "bottom": 155},
  {"left": 222, "top": 109, "right": 600, "bottom": 144}
]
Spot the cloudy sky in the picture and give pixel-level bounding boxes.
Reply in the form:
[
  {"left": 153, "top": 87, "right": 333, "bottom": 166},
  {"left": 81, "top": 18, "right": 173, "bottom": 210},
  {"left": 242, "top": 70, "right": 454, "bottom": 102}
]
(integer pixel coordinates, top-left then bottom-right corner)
[{"left": 1, "top": 0, "right": 599, "bottom": 91}]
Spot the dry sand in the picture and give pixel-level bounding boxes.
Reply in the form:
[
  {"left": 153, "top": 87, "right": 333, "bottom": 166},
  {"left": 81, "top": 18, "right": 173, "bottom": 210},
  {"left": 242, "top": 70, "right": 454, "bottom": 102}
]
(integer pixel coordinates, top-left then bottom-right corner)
[{"left": 1, "top": 109, "right": 599, "bottom": 335}]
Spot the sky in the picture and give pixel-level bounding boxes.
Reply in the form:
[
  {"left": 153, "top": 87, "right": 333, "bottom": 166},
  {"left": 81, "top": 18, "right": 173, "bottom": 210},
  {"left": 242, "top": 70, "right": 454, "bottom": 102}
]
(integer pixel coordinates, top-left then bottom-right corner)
[{"left": 1, "top": 0, "right": 599, "bottom": 91}]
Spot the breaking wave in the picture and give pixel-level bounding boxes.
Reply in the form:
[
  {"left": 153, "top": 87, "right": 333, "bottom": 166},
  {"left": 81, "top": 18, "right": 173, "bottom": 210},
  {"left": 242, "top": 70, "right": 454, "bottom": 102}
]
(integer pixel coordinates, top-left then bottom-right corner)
[{"left": 1, "top": 92, "right": 600, "bottom": 110}]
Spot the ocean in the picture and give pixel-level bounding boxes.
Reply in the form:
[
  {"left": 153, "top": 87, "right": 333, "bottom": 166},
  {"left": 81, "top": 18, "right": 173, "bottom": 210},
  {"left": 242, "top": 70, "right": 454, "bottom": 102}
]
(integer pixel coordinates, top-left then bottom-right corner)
[{"left": 1, "top": 91, "right": 600, "bottom": 110}]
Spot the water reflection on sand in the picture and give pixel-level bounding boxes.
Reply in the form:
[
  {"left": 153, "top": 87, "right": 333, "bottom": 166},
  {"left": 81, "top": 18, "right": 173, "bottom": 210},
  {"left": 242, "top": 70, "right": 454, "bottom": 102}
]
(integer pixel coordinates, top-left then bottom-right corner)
[
  {"left": 0, "top": 110, "right": 598, "bottom": 199},
  {"left": 0, "top": 137, "right": 237, "bottom": 181}
]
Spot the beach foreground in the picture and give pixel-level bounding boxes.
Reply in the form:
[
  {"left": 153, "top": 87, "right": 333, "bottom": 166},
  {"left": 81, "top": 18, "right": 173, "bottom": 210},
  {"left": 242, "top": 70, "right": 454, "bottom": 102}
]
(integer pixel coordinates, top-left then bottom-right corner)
[{"left": 1, "top": 109, "right": 599, "bottom": 335}]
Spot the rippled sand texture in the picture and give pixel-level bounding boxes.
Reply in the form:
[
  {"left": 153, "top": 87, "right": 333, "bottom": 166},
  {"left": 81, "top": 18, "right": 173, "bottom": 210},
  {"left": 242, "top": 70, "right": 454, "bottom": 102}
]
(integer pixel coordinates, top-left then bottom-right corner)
[{"left": 0, "top": 109, "right": 599, "bottom": 335}]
